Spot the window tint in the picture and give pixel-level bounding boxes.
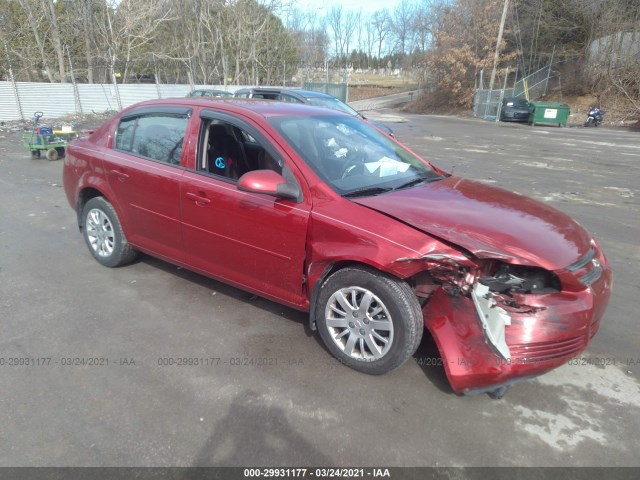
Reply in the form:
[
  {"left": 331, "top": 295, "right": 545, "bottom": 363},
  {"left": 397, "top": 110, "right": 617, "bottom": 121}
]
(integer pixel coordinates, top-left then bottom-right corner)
[
  {"left": 281, "top": 94, "right": 304, "bottom": 104},
  {"left": 115, "top": 118, "right": 136, "bottom": 152},
  {"left": 200, "top": 120, "right": 282, "bottom": 181},
  {"left": 253, "top": 93, "right": 279, "bottom": 100},
  {"left": 306, "top": 96, "right": 358, "bottom": 115},
  {"left": 115, "top": 114, "right": 188, "bottom": 165}
]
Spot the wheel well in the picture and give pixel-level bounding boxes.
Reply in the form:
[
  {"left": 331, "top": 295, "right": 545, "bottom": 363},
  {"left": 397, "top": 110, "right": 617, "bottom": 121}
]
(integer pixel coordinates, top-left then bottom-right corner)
[
  {"left": 308, "top": 260, "right": 403, "bottom": 331},
  {"left": 76, "top": 188, "right": 104, "bottom": 230}
]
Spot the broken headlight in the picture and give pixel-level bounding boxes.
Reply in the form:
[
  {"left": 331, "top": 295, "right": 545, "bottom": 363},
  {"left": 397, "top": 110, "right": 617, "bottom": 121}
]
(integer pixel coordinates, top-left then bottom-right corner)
[{"left": 479, "top": 264, "right": 560, "bottom": 294}]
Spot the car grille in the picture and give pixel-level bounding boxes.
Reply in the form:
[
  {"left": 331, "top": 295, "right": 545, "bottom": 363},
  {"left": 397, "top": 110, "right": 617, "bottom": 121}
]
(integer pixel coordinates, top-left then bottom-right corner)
[
  {"left": 510, "top": 336, "right": 586, "bottom": 361},
  {"left": 566, "top": 245, "right": 602, "bottom": 286}
]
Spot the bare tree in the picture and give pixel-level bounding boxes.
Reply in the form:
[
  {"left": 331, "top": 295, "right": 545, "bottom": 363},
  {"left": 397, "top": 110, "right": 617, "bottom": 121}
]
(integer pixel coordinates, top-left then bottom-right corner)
[
  {"left": 391, "top": 0, "right": 416, "bottom": 56},
  {"left": 94, "top": 0, "right": 172, "bottom": 87},
  {"left": 76, "top": 0, "right": 97, "bottom": 83},
  {"left": 363, "top": 17, "right": 375, "bottom": 69},
  {"left": 372, "top": 9, "right": 392, "bottom": 67},
  {"left": 15, "top": 0, "right": 54, "bottom": 82},
  {"left": 41, "top": 0, "right": 66, "bottom": 81}
]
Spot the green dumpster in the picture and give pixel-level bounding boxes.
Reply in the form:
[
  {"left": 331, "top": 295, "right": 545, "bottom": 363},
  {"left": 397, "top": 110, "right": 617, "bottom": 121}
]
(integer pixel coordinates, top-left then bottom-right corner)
[{"left": 528, "top": 102, "right": 570, "bottom": 127}]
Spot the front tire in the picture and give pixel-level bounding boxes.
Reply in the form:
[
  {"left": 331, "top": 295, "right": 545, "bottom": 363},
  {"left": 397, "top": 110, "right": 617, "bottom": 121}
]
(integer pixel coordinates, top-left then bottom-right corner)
[
  {"left": 81, "top": 197, "right": 137, "bottom": 267},
  {"left": 316, "top": 267, "right": 423, "bottom": 375}
]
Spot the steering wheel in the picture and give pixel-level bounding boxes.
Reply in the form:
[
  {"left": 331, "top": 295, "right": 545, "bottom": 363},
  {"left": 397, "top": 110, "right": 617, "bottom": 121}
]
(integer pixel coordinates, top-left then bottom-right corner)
[{"left": 340, "top": 149, "right": 368, "bottom": 178}]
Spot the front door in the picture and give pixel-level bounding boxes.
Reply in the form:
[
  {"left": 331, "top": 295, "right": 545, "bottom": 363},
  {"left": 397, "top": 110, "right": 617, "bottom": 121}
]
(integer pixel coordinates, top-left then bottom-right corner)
[{"left": 181, "top": 112, "right": 311, "bottom": 307}]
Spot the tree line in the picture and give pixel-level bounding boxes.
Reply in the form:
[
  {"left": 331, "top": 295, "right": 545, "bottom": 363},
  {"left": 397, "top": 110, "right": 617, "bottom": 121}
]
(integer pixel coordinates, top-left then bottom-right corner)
[
  {"left": 417, "top": 0, "right": 638, "bottom": 116},
  {"left": 0, "top": 0, "right": 439, "bottom": 85},
  {"left": 1, "top": 0, "right": 299, "bottom": 86},
  {"left": 1, "top": 0, "right": 638, "bottom": 116}
]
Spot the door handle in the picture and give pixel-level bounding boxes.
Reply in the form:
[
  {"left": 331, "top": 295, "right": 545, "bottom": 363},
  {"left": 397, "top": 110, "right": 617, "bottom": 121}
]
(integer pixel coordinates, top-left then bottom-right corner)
[
  {"left": 110, "top": 169, "right": 129, "bottom": 181},
  {"left": 186, "top": 191, "right": 211, "bottom": 205}
]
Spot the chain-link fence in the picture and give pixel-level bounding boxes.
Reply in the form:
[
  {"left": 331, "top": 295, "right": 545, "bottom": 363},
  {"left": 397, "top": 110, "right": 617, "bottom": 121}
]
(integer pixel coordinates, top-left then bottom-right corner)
[
  {"left": 473, "top": 64, "right": 552, "bottom": 121},
  {"left": 473, "top": 88, "right": 514, "bottom": 120},
  {"left": 514, "top": 64, "right": 553, "bottom": 100}
]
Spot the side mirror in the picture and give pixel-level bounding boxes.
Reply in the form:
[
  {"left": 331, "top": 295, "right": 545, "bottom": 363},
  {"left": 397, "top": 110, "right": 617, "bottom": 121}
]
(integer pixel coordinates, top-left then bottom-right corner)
[{"left": 237, "top": 170, "right": 301, "bottom": 202}]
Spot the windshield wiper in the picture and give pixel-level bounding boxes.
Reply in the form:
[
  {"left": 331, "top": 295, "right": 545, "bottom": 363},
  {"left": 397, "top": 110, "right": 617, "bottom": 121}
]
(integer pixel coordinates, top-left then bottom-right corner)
[
  {"left": 343, "top": 186, "right": 393, "bottom": 198},
  {"left": 394, "top": 175, "right": 446, "bottom": 191}
]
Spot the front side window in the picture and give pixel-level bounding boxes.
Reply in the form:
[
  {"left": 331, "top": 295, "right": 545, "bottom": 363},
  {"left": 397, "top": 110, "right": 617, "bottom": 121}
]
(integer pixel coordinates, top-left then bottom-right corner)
[
  {"left": 115, "top": 114, "right": 189, "bottom": 165},
  {"left": 199, "top": 120, "right": 282, "bottom": 181}
]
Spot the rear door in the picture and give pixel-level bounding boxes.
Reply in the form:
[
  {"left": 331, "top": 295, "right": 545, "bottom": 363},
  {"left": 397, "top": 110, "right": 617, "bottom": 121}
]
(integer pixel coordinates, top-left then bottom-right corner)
[
  {"left": 105, "top": 106, "right": 191, "bottom": 260},
  {"left": 180, "top": 110, "right": 311, "bottom": 307}
]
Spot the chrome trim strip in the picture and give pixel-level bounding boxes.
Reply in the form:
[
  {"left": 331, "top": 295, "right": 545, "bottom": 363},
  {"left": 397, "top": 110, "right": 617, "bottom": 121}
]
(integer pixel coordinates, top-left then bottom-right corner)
[
  {"left": 566, "top": 246, "right": 594, "bottom": 271},
  {"left": 579, "top": 265, "right": 602, "bottom": 286}
]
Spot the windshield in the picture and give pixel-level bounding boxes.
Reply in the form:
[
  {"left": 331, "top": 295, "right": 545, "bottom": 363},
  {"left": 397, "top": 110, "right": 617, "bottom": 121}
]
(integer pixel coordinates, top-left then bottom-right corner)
[
  {"left": 269, "top": 115, "right": 443, "bottom": 196},
  {"left": 304, "top": 96, "right": 360, "bottom": 116}
]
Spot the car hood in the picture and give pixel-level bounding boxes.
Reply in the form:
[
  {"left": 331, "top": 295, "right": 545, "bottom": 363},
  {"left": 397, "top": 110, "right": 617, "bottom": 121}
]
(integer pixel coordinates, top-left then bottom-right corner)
[{"left": 352, "top": 176, "right": 591, "bottom": 269}]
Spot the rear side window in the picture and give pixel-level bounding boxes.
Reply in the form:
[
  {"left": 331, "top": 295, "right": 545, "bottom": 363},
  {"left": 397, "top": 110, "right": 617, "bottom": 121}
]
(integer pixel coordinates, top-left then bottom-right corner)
[
  {"left": 280, "top": 94, "right": 304, "bottom": 104},
  {"left": 115, "top": 114, "right": 189, "bottom": 165},
  {"left": 253, "top": 93, "right": 279, "bottom": 100}
]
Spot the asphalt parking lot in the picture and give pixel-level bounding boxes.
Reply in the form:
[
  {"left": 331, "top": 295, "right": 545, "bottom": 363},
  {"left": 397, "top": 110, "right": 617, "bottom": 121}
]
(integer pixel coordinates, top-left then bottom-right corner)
[{"left": 0, "top": 109, "right": 638, "bottom": 468}]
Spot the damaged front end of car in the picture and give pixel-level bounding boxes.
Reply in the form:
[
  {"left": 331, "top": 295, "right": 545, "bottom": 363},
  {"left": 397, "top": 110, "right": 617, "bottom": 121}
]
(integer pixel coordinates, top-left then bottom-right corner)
[{"left": 402, "top": 240, "right": 612, "bottom": 396}]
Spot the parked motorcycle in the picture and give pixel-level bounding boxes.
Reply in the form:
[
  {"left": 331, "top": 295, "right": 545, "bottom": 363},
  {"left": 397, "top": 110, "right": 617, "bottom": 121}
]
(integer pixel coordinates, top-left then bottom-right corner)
[{"left": 584, "top": 107, "right": 605, "bottom": 127}]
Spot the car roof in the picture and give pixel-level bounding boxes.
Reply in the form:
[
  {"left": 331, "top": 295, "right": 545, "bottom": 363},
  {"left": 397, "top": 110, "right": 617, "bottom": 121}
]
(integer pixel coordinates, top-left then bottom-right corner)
[
  {"left": 235, "top": 87, "right": 334, "bottom": 100},
  {"left": 193, "top": 89, "right": 227, "bottom": 92},
  {"left": 120, "top": 98, "right": 351, "bottom": 120},
  {"left": 286, "top": 89, "right": 333, "bottom": 99}
]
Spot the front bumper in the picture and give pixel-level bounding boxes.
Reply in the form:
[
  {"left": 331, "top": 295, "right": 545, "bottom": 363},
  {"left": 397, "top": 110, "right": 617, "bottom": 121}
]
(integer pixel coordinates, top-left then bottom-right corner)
[{"left": 422, "top": 263, "right": 612, "bottom": 394}]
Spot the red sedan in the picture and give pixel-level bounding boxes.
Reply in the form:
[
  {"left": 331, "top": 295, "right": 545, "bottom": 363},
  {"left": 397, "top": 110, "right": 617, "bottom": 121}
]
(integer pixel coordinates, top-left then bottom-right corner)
[{"left": 62, "top": 99, "right": 612, "bottom": 397}]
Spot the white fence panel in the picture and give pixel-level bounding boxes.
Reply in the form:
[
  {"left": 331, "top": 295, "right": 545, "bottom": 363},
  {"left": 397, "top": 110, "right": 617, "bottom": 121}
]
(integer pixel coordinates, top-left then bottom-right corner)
[
  {"left": 0, "top": 81, "right": 253, "bottom": 121},
  {"left": 118, "top": 84, "right": 161, "bottom": 109},
  {"left": 0, "top": 82, "right": 21, "bottom": 121},
  {"left": 76, "top": 84, "right": 119, "bottom": 114},
  {"left": 159, "top": 84, "right": 191, "bottom": 98},
  {"left": 15, "top": 82, "right": 77, "bottom": 119}
]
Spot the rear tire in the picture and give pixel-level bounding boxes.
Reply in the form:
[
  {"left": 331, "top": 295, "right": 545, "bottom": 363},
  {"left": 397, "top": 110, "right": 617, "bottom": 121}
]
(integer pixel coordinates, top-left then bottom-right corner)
[
  {"left": 46, "top": 148, "right": 58, "bottom": 161},
  {"left": 81, "top": 197, "right": 137, "bottom": 267},
  {"left": 315, "top": 267, "right": 423, "bottom": 375}
]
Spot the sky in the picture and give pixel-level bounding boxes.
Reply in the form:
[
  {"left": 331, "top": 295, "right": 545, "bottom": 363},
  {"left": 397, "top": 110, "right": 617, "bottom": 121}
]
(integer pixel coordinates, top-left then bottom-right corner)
[{"left": 282, "top": 0, "right": 402, "bottom": 16}]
